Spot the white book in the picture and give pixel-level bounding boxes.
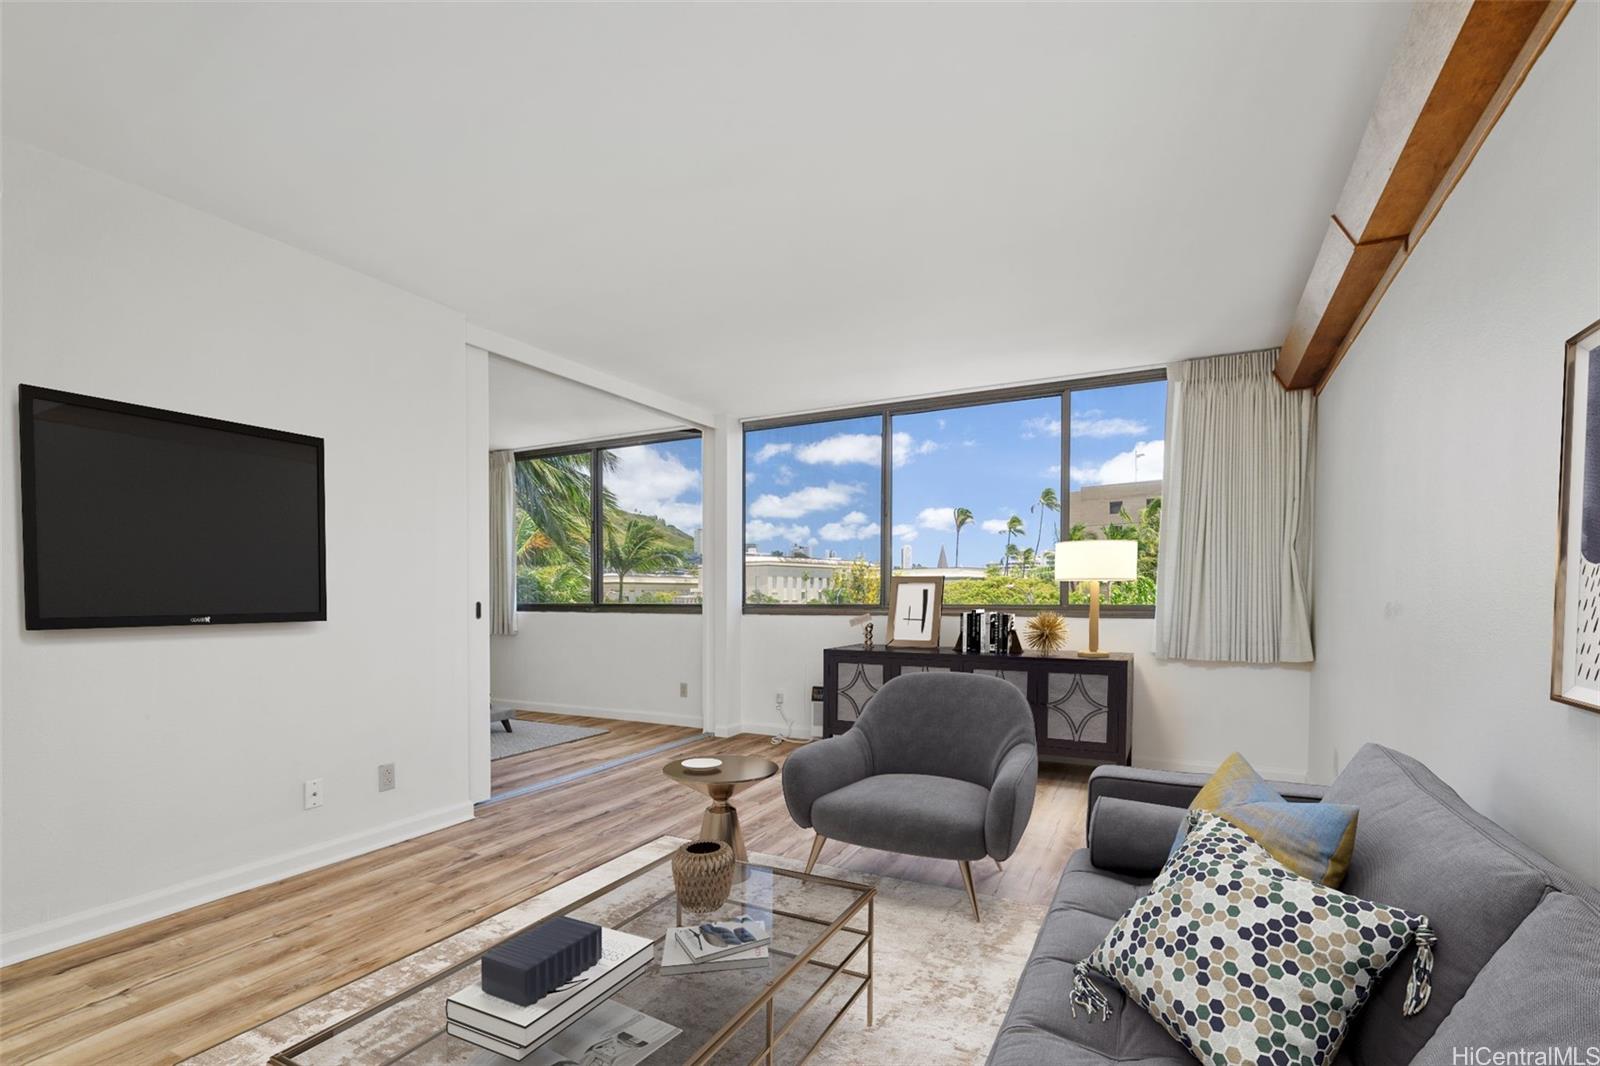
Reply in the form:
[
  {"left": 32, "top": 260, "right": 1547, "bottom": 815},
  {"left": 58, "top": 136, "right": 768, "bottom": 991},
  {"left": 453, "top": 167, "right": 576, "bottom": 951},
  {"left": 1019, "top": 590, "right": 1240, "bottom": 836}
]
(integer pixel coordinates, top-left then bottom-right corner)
[
  {"left": 446, "top": 927, "right": 653, "bottom": 1049},
  {"left": 671, "top": 917, "right": 771, "bottom": 963},
  {"left": 659, "top": 929, "right": 769, "bottom": 975},
  {"left": 451, "top": 1000, "right": 682, "bottom": 1065}
]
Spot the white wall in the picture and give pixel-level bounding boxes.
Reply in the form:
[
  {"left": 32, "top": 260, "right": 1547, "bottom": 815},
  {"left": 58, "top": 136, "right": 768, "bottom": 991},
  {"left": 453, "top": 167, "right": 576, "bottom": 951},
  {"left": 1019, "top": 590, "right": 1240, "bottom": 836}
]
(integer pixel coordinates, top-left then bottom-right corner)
[
  {"left": 0, "top": 143, "right": 476, "bottom": 959},
  {"left": 1309, "top": 4, "right": 1600, "bottom": 886},
  {"left": 492, "top": 613, "right": 703, "bottom": 728},
  {"left": 741, "top": 615, "right": 1311, "bottom": 779}
]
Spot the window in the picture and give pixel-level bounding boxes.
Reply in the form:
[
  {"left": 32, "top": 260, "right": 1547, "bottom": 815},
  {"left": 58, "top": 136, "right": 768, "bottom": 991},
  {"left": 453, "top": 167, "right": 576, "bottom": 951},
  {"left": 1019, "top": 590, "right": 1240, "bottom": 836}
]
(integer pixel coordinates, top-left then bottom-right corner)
[
  {"left": 743, "top": 373, "right": 1166, "bottom": 613},
  {"left": 1065, "top": 379, "right": 1163, "bottom": 607},
  {"left": 891, "top": 395, "right": 1062, "bottom": 606},
  {"left": 743, "top": 414, "right": 883, "bottom": 605},
  {"left": 514, "top": 452, "right": 593, "bottom": 605},
  {"left": 516, "top": 432, "right": 702, "bottom": 609}
]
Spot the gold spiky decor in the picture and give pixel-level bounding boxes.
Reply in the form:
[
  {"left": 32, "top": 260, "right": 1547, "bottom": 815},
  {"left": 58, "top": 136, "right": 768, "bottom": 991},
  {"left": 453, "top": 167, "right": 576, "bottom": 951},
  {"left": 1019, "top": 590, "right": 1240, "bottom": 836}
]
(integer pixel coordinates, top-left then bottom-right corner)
[{"left": 1024, "top": 611, "right": 1068, "bottom": 653}]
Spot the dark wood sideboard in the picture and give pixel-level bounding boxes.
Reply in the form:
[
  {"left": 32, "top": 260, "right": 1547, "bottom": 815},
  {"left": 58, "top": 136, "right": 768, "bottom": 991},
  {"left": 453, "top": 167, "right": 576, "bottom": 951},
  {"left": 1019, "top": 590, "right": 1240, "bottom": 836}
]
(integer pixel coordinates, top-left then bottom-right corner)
[{"left": 822, "top": 643, "right": 1133, "bottom": 765}]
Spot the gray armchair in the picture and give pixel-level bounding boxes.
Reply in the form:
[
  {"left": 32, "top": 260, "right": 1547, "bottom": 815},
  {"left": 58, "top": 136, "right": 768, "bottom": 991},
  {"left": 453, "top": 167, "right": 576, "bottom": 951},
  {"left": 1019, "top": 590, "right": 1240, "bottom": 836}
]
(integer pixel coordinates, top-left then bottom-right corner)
[{"left": 782, "top": 671, "right": 1038, "bottom": 921}]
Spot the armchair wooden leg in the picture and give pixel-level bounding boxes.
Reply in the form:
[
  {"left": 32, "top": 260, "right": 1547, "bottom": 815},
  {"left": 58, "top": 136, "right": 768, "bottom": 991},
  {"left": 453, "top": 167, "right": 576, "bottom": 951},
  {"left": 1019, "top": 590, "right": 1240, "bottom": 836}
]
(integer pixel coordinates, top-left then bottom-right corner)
[
  {"left": 804, "top": 834, "right": 826, "bottom": 875},
  {"left": 958, "top": 861, "right": 980, "bottom": 922},
  {"left": 993, "top": 858, "right": 1004, "bottom": 874}
]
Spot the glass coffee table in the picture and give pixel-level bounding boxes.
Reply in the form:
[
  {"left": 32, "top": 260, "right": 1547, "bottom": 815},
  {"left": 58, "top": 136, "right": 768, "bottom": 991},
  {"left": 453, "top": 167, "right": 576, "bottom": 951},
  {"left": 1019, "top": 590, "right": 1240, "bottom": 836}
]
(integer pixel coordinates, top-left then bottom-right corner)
[{"left": 269, "top": 855, "right": 874, "bottom": 1065}]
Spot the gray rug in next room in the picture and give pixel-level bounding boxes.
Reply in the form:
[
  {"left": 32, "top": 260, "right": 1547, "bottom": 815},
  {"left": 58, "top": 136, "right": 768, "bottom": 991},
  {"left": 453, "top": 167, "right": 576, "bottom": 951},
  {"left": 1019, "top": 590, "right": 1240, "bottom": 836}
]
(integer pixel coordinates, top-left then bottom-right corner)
[{"left": 490, "top": 719, "right": 609, "bottom": 760}]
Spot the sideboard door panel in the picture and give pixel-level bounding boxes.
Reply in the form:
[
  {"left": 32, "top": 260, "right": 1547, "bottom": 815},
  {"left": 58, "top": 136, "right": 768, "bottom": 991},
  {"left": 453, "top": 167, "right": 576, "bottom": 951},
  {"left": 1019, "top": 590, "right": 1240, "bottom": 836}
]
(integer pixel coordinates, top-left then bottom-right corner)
[
  {"left": 1044, "top": 673, "right": 1111, "bottom": 748},
  {"left": 835, "top": 660, "right": 887, "bottom": 725}
]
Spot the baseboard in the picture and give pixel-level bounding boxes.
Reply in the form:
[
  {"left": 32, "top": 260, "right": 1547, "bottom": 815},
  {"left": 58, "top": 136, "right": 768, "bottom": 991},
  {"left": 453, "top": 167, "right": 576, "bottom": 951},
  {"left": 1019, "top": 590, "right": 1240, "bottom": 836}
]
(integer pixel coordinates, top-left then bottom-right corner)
[
  {"left": 492, "top": 695, "right": 703, "bottom": 730},
  {"left": 0, "top": 802, "right": 475, "bottom": 966},
  {"left": 1135, "top": 755, "right": 1309, "bottom": 783}
]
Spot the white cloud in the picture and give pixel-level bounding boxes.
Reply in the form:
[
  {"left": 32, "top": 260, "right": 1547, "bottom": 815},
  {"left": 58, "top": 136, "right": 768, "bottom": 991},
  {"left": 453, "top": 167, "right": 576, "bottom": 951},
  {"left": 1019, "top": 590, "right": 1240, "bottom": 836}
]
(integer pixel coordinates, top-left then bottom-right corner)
[
  {"left": 795, "top": 433, "right": 878, "bottom": 465},
  {"left": 1071, "top": 409, "right": 1150, "bottom": 438},
  {"left": 753, "top": 442, "right": 792, "bottom": 464},
  {"left": 892, "top": 523, "right": 918, "bottom": 542},
  {"left": 607, "top": 446, "right": 701, "bottom": 531},
  {"left": 1044, "top": 464, "right": 1061, "bottom": 477},
  {"left": 916, "top": 506, "right": 955, "bottom": 532},
  {"left": 1071, "top": 439, "right": 1164, "bottom": 486},
  {"left": 892, "top": 432, "right": 940, "bottom": 466},
  {"left": 745, "top": 520, "right": 811, "bottom": 543},
  {"left": 774, "top": 464, "right": 795, "bottom": 485},
  {"left": 1022, "top": 417, "right": 1061, "bottom": 439},
  {"left": 819, "top": 512, "right": 880, "bottom": 541},
  {"left": 791, "top": 431, "right": 938, "bottom": 468},
  {"left": 745, "top": 472, "right": 756, "bottom": 485},
  {"left": 748, "top": 481, "right": 860, "bottom": 519},
  {"left": 980, "top": 518, "right": 1012, "bottom": 534}
]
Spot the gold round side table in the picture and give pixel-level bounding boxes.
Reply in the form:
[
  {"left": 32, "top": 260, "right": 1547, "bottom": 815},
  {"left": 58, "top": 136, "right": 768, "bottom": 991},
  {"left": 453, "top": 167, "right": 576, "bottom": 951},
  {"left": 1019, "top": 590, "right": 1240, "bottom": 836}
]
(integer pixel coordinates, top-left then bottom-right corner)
[{"left": 662, "top": 755, "right": 778, "bottom": 864}]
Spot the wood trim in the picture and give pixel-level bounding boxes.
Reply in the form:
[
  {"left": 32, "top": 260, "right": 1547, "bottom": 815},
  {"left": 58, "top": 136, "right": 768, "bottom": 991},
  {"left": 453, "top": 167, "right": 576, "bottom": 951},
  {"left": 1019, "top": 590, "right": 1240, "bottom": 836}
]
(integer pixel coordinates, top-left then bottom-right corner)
[{"left": 1276, "top": 0, "right": 1572, "bottom": 391}]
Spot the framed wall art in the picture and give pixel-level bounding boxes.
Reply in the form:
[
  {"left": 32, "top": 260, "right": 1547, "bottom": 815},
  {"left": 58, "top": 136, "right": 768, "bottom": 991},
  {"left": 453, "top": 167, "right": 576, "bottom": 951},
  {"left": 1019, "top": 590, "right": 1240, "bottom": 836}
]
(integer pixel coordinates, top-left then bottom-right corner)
[{"left": 1551, "top": 317, "right": 1600, "bottom": 713}]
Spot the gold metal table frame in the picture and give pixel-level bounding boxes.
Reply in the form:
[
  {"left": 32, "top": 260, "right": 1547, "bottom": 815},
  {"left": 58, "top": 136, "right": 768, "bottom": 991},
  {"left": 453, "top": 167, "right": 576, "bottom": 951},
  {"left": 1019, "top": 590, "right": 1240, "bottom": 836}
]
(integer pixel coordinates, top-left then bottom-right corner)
[{"left": 268, "top": 854, "right": 874, "bottom": 1066}]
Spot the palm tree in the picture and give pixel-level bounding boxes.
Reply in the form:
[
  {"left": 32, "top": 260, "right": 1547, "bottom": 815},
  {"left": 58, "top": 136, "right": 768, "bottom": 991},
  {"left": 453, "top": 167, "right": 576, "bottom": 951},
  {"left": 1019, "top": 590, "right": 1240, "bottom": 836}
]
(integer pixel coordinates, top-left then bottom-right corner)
[
  {"left": 952, "top": 507, "right": 974, "bottom": 567},
  {"left": 1030, "top": 487, "right": 1059, "bottom": 561},
  {"left": 1019, "top": 546, "right": 1036, "bottom": 576},
  {"left": 605, "top": 518, "right": 686, "bottom": 602},
  {"left": 1004, "top": 543, "right": 1022, "bottom": 575},
  {"left": 1002, "top": 514, "right": 1024, "bottom": 573}
]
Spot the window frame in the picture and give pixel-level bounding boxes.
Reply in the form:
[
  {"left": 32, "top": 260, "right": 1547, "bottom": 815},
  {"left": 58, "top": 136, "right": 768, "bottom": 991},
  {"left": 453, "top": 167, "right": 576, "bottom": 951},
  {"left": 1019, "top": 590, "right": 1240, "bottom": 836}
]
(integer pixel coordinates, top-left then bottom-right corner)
[
  {"left": 741, "top": 368, "right": 1165, "bottom": 618},
  {"left": 515, "top": 428, "right": 704, "bottom": 613}
]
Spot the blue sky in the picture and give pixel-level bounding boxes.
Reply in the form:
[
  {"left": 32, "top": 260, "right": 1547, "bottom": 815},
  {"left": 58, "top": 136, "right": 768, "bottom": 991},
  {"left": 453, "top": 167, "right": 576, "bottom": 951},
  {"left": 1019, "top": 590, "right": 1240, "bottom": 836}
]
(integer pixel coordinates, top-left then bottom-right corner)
[{"left": 741, "top": 380, "right": 1166, "bottom": 566}]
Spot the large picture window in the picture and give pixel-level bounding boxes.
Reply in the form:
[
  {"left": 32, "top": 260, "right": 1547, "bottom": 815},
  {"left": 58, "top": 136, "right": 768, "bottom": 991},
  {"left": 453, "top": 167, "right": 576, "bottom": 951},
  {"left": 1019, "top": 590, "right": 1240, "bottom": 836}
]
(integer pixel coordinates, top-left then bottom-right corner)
[
  {"left": 516, "top": 432, "right": 702, "bottom": 610},
  {"left": 743, "top": 372, "right": 1165, "bottom": 613},
  {"left": 743, "top": 414, "right": 883, "bottom": 606}
]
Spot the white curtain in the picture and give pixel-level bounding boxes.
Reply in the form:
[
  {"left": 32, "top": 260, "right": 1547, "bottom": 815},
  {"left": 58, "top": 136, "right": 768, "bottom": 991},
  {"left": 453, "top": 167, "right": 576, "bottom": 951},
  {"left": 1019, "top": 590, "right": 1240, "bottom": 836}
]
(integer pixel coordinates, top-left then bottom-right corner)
[
  {"left": 1154, "top": 348, "right": 1315, "bottom": 663},
  {"left": 489, "top": 450, "right": 518, "bottom": 636}
]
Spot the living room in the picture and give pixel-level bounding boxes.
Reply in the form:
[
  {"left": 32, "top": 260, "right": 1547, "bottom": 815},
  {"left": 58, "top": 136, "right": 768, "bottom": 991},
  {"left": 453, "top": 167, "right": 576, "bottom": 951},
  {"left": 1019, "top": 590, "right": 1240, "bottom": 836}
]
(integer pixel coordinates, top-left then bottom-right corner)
[{"left": 1, "top": 2, "right": 1596, "bottom": 1064}]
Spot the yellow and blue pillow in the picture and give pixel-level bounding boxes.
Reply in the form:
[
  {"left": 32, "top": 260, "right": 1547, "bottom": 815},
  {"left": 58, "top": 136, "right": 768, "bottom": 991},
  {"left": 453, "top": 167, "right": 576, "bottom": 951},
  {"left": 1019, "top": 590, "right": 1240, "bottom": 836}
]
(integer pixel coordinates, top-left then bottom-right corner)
[{"left": 1171, "top": 752, "right": 1359, "bottom": 887}]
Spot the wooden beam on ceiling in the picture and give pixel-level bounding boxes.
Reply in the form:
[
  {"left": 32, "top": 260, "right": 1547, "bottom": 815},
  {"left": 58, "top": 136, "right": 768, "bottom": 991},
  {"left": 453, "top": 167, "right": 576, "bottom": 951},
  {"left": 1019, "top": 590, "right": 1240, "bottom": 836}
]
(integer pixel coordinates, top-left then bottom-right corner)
[{"left": 1275, "top": 0, "right": 1573, "bottom": 392}]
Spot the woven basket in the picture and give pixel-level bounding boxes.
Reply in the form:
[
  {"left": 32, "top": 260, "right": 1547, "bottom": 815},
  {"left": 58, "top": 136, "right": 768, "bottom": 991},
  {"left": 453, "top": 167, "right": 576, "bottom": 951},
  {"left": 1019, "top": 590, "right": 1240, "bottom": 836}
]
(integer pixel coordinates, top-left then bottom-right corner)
[{"left": 672, "top": 840, "right": 734, "bottom": 913}]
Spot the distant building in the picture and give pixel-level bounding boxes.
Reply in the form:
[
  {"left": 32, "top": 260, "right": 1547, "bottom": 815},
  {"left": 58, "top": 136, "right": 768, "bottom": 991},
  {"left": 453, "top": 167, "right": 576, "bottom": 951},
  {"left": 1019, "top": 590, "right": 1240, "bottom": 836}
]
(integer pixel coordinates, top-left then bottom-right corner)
[
  {"left": 744, "top": 555, "right": 857, "bottom": 604},
  {"left": 1069, "top": 480, "right": 1160, "bottom": 536},
  {"left": 900, "top": 544, "right": 912, "bottom": 569}
]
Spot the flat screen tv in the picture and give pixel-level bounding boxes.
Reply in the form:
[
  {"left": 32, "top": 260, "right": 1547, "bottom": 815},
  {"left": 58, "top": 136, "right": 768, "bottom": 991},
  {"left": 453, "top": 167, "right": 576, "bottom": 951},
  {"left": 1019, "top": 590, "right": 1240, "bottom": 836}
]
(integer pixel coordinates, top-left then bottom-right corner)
[{"left": 19, "top": 385, "right": 326, "bottom": 630}]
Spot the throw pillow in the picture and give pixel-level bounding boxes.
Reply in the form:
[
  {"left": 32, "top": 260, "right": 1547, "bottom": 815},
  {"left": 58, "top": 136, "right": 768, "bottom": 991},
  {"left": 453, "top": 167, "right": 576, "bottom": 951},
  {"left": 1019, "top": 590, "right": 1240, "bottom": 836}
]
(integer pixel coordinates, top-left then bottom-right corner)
[
  {"left": 1175, "top": 752, "right": 1359, "bottom": 887},
  {"left": 1076, "top": 811, "right": 1436, "bottom": 1066}
]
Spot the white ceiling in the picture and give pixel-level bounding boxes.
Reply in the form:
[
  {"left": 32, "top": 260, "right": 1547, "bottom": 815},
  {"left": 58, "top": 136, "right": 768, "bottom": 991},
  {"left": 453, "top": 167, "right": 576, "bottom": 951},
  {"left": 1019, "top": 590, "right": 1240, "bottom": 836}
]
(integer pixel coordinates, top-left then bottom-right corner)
[
  {"left": 488, "top": 355, "right": 683, "bottom": 452},
  {"left": 3, "top": 2, "right": 1410, "bottom": 418}
]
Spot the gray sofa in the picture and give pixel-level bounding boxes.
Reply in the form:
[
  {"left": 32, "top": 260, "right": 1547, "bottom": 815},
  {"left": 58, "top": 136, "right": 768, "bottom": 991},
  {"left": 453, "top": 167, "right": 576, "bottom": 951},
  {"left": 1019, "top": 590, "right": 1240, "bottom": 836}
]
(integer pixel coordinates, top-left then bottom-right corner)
[
  {"left": 783, "top": 672, "right": 1037, "bottom": 921},
  {"left": 987, "top": 743, "right": 1600, "bottom": 1065}
]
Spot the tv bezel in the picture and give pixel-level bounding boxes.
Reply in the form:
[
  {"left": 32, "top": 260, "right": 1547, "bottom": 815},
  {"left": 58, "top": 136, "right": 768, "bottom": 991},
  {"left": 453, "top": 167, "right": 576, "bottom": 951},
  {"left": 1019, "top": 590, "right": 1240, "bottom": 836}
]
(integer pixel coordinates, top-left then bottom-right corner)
[{"left": 18, "top": 384, "right": 328, "bottom": 631}]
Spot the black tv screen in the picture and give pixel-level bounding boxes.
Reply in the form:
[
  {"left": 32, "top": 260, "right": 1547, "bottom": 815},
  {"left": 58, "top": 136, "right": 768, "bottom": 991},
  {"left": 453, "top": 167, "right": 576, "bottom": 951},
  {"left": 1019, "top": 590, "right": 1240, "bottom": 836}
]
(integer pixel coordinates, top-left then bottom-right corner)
[{"left": 19, "top": 385, "right": 326, "bottom": 630}]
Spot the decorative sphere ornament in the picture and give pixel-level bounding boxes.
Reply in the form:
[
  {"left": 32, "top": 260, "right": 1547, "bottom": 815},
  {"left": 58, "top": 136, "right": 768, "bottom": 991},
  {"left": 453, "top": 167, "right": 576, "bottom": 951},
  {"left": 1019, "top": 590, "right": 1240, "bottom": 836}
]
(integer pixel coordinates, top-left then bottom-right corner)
[{"left": 1025, "top": 611, "right": 1069, "bottom": 653}]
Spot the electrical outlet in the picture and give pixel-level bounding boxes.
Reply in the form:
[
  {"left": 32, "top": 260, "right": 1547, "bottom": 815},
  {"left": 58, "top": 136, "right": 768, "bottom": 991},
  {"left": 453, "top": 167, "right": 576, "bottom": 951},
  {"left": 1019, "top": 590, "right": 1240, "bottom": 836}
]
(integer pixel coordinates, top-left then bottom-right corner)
[
  {"left": 303, "top": 778, "right": 323, "bottom": 810},
  {"left": 378, "top": 763, "right": 396, "bottom": 792},
  {"left": 810, "top": 686, "right": 824, "bottom": 702},
  {"left": 679, "top": 682, "right": 689, "bottom": 698},
  {"left": 775, "top": 692, "right": 785, "bottom": 708}
]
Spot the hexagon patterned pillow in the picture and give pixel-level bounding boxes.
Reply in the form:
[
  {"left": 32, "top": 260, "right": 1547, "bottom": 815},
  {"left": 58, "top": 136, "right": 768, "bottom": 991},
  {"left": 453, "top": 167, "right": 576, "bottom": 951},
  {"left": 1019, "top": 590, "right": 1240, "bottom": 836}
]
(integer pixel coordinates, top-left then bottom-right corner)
[{"left": 1071, "top": 811, "right": 1436, "bottom": 1066}]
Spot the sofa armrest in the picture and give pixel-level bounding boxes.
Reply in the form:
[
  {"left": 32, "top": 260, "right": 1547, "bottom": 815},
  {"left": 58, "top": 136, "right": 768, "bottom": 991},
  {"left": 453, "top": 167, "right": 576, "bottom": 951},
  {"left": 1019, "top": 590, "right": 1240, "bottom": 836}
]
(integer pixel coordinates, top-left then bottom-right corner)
[
  {"left": 781, "top": 729, "right": 873, "bottom": 829},
  {"left": 1086, "top": 765, "right": 1326, "bottom": 838},
  {"left": 1087, "top": 797, "right": 1188, "bottom": 876},
  {"left": 984, "top": 744, "right": 1038, "bottom": 861}
]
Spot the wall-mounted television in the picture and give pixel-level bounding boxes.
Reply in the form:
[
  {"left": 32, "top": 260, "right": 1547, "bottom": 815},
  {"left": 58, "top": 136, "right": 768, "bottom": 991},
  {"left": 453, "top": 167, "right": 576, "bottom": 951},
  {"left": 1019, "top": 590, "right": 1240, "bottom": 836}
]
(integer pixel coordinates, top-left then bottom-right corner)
[{"left": 19, "top": 385, "right": 326, "bottom": 630}]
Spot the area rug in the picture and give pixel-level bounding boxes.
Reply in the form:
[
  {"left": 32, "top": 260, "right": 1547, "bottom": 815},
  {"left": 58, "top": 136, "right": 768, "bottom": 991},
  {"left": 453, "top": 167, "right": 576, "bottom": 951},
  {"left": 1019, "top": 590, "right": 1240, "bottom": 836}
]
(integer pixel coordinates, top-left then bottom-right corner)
[
  {"left": 490, "top": 719, "right": 608, "bottom": 760},
  {"left": 186, "top": 837, "right": 1046, "bottom": 1066}
]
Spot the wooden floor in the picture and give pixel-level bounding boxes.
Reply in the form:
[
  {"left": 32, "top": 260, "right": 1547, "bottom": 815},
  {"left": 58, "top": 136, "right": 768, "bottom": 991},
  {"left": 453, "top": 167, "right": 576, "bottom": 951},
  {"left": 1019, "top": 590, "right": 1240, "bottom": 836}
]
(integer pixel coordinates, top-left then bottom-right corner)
[
  {"left": 0, "top": 713, "right": 1089, "bottom": 1065},
  {"left": 488, "top": 711, "right": 703, "bottom": 796}
]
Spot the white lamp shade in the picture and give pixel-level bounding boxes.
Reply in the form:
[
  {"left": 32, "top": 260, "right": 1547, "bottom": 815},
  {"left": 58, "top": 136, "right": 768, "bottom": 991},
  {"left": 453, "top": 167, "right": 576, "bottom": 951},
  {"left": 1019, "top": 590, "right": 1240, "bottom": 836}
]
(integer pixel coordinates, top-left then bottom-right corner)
[{"left": 1054, "top": 539, "right": 1137, "bottom": 582}]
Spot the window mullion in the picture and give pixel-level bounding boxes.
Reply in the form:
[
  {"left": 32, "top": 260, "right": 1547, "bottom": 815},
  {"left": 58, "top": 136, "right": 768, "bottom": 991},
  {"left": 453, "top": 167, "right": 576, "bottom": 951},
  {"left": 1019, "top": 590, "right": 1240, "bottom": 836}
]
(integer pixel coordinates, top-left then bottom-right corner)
[
  {"left": 590, "top": 448, "right": 605, "bottom": 605},
  {"left": 1059, "top": 388, "right": 1071, "bottom": 608},
  {"left": 879, "top": 410, "right": 892, "bottom": 608}
]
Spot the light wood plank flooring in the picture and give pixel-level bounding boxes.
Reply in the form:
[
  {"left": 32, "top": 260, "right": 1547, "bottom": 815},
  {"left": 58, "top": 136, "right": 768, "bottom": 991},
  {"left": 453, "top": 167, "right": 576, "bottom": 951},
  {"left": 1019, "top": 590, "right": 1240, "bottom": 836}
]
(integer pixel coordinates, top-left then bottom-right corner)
[
  {"left": 489, "top": 711, "right": 703, "bottom": 796},
  {"left": 0, "top": 715, "right": 1088, "bottom": 1064}
]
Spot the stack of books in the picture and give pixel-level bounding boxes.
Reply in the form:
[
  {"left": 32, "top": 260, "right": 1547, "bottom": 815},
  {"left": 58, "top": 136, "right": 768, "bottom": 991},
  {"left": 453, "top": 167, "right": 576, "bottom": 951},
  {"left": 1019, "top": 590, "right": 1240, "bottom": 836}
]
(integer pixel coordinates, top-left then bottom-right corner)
[
  {"left": 659, "top": 915, "right": 771, "bottom": 975},
  {"left": 446, "top": 927, "right": 654, "bottom": 1060}
]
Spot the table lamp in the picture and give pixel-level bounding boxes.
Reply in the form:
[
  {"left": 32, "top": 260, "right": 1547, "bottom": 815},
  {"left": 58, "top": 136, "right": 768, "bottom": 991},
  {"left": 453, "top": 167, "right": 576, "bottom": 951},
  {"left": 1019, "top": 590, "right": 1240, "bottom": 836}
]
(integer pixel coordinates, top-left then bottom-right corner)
[{"left": 1054, "top": 540, "right": 1137, "bottom": 658}]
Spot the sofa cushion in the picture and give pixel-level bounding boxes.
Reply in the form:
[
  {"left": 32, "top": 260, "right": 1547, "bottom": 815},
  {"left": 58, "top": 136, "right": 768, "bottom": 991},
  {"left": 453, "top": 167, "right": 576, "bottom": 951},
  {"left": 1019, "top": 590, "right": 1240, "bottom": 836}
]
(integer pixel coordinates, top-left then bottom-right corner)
[
  {"left": 810, "top": 773, "right": 988, "bottom": 860},
  {"left": 1074, "top": 813, "right": 1437, "bottom": 1066},
  {"left": 1178, "top": 752, "right": 1360, "bottom": 887},
  {"left": 1413, "top": 891, "right": 1600, "bottom": 1057},
  {"left": 1324, "top": 745, "right": 1554, "bottom": 1066},
  {"left": 988, "top": 851, "right": 1186, "bottom": 1066}
]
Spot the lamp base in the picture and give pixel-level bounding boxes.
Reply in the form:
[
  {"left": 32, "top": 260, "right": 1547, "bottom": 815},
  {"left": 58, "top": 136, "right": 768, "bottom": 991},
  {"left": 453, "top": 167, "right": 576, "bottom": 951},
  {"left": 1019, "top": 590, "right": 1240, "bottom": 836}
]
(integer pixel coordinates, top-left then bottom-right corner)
[{"left": 1078, "top": 649, "right": 1111, "bottom": 659}]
